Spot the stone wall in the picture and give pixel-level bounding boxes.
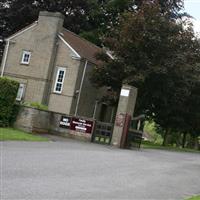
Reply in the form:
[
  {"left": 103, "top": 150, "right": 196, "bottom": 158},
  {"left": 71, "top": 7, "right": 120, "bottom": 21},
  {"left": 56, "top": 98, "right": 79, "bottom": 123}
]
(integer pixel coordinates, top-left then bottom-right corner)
[{"left": 14, "top": 106, "right": 95, "bottom": 142}]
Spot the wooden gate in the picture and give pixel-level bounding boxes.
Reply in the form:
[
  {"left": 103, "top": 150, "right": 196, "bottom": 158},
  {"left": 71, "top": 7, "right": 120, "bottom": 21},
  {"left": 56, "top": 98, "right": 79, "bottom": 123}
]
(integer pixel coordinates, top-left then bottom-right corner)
[
  {"left": 125, "top": 115, "right": 145, "bottom": 149},
  {"left": 92, "top": 121, "right": 113, "bottom": 145}
]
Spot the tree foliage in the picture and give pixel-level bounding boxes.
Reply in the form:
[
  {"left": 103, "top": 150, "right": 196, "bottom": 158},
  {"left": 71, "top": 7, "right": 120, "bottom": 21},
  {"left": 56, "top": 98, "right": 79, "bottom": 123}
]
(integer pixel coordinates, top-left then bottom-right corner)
[
  {"left": 90, "top": 1, "right": 200, "bottom": 146},
  {"left": 134, "top": 0, "right": 184, "bottom": 17}
]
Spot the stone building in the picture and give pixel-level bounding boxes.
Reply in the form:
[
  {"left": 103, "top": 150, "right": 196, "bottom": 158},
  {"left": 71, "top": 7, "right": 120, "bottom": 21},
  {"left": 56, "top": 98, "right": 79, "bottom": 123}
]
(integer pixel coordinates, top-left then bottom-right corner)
[{"left": 0, "top": 11, "right": 114, "bottom": 121}]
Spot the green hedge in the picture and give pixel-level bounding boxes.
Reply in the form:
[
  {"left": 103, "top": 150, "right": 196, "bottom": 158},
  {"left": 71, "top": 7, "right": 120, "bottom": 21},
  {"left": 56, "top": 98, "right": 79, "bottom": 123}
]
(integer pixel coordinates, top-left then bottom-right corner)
[{"left": 0, "top": 77, "right": 19, "bottom": 127}]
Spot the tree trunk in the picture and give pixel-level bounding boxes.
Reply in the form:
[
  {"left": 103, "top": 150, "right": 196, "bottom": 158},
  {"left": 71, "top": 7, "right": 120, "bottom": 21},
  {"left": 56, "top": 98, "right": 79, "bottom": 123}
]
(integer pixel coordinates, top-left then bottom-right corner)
[
  {"left": 193, "top": 135, "right": 199, "bottom": 150},
  {"left": 162, "top": 129, "right": 170, "bottom": 146},
  {"left": 182, "top": 132, "right": 187, "bottom": 148}
]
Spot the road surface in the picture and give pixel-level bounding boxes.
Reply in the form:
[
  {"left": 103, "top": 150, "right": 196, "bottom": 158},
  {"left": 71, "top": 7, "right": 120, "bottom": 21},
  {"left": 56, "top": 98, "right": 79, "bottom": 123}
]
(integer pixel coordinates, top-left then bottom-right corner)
[{"left": 1, "top": 138, "right": 200, "bottom": 200}]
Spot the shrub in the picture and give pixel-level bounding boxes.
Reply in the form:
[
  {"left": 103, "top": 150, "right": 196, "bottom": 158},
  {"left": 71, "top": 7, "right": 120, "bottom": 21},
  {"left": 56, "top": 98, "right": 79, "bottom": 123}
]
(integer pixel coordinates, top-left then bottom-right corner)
[
  {"left": 23, "top": 102, "right": 48, "bottom": 111},
  {"left": 30, "top": 102, "right": 48, "bottom": 110},
  {"left": 0, "top": 77, "right": 19, "bottom": 127},
  {"left": 9, "top": 103, "right": 21, "bottom": 126}
]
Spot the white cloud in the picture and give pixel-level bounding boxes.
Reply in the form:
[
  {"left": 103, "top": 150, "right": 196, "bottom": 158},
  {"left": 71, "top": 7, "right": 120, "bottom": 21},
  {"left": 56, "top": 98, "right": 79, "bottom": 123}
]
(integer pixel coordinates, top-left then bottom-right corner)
[
  {"left": 185, "top": 0, "right": 200, "bottom": 3},
  {"left": 191, "top": 19, "right": 200, "bottom": 34}
]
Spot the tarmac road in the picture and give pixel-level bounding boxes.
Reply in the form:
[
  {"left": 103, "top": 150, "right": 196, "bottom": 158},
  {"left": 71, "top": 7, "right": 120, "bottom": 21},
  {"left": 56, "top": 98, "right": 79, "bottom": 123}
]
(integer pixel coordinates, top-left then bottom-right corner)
[{"left": 1, "top": 137, "right": 200, "bottom": 200}]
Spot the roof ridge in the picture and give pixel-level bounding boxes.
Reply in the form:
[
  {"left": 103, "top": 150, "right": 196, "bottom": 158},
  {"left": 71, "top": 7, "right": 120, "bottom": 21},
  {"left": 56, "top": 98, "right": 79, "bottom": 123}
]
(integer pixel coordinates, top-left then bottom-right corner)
[{"left": 62, "top": 28, "right": 102, "bottom": 51}]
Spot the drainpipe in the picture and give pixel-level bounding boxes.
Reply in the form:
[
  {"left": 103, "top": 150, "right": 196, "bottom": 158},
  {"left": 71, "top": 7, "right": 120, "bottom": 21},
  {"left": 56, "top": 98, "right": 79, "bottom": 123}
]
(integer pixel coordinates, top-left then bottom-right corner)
[
  {"left": 92, "top": 100, "right": 98, "bottom": 119},
  {"left": 1, "top": 40, "right": 10, "bottom": 77},
  {"left": 75, "top": 60, "right": 88, "bottom": 116}
]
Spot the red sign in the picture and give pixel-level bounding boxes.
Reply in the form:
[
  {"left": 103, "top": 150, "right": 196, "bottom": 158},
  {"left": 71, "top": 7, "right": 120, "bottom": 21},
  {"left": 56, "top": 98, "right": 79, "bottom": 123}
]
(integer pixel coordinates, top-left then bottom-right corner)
[
  {"left": 70, "top": 117, "right": 94, "bottom": 134},
  {"left": 115, "top": 113, "right": 125, "bottom": 127}
]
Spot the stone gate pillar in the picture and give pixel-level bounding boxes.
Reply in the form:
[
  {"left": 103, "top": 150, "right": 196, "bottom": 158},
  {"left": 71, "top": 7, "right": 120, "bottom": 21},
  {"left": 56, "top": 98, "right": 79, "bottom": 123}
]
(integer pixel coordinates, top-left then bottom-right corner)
[{"left": 111, "top": 85, "right": 138, "bottom": 147}]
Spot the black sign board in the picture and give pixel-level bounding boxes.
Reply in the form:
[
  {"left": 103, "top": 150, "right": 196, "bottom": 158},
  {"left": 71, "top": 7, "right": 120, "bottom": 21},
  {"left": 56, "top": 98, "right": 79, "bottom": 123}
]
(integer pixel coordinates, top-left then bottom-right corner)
[
  {"left": 70, "top": 117, "right": 94, "bottom": 134},
  {"left": 59, "top": 116, "right": 71, "bottom": 129}
]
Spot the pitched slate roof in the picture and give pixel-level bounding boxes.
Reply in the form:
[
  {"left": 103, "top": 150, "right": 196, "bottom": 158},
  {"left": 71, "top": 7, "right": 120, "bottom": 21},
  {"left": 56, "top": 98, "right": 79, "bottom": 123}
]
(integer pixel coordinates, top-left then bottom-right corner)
[{"left": 61, "top": 29, "right": 102, "bottom": 65}]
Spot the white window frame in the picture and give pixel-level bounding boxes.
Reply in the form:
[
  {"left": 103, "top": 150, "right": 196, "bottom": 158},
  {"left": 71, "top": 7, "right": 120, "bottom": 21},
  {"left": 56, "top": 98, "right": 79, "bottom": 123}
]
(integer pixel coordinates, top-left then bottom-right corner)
[
  {"left": 54, "top": 67, "right": 66, "bottom": 94},
  {"left": 16, "top": 83, "right": 25, "bottom": 101},
  {"left": 21, "top": 50, "right": 31, "bottom": 64}
]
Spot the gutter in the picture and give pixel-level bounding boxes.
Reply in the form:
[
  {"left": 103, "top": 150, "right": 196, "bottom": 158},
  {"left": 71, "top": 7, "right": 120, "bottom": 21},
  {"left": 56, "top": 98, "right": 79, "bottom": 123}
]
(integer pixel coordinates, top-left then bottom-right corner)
[
  {"left": 1, "top": 40, "right": 10, "bottom": 77},
  {"left": 92, "top": 100, "right": 98, "bottom": 119},
  {"left": 75, "top": 59, "right": 88, "bottom": 116}
]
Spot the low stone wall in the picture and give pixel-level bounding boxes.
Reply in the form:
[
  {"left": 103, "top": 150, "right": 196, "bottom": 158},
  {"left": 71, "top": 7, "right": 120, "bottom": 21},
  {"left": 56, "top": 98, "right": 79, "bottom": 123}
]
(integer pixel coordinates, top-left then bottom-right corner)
[{"left": 14, "top": 106, "right": 95, "bottom": 142}]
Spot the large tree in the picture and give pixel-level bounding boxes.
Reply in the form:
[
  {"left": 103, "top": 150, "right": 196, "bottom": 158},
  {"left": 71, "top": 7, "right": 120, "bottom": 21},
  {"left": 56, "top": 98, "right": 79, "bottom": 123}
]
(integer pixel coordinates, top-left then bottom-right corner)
[{"left": 90, "top": 1, "right": 200, "bottom": 145}]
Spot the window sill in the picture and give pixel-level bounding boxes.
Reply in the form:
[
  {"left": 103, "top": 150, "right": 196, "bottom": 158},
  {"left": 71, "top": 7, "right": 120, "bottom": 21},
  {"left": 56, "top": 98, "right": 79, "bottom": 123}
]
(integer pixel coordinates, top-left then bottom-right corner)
[
  {"left": 20, "top": 62, "right": 30, "bottom": 66},
  {"left": 53, "top": 91, "right": 62, "bottom": 95}
]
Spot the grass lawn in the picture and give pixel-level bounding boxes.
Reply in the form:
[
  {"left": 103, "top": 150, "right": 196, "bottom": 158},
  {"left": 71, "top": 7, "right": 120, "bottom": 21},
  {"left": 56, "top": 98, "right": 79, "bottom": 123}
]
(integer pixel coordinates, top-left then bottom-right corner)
[
  {"left": 141, "top": 141, "right": 200, "bottom": 153},
  {"left": 186, "top": 195, "right": 200, "bottom": 200},
  {"left": 0, "top": 128, "right": 48, "bottom": 141}
]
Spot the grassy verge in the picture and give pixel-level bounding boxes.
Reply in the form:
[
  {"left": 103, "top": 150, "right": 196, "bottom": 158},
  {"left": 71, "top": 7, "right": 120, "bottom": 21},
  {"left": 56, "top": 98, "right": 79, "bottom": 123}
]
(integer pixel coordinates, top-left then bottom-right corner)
[
  {"left": 0, "top": 128, "right": 48, "bottom": 141},
  {"left": 142, "top": 141, "right": 200, "bottom": 153},
  {"left": 185, "top": 195, "right": 200, "bottom": 200}
]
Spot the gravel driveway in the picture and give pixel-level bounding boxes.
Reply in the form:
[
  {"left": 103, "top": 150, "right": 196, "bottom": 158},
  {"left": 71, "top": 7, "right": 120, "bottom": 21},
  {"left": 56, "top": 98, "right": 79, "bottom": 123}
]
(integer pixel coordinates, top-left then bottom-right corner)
[{"left": 1, "top": 137, "right": 200, "bottom": 200}]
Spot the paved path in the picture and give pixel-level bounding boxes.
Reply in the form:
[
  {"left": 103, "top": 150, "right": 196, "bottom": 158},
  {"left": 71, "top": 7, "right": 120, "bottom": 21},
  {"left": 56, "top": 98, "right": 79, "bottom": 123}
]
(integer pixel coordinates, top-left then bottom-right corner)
[{"left": 1, "top": 138, "right": 200, "bottom": 200}]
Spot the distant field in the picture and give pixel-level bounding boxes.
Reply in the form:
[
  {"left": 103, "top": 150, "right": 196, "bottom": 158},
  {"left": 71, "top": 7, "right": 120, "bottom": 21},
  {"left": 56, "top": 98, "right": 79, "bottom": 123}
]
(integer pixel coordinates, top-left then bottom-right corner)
[
  {"left": 142, "top": 141, "right": 200, "bottom": 153},
  {"left": 0, "top": 128, "right": 48, "bottom": 141}
]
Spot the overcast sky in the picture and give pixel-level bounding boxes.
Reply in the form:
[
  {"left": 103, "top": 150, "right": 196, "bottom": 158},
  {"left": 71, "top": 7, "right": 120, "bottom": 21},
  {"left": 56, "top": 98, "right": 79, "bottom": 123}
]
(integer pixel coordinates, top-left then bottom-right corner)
[{"left": 184, "top": 0, "right": 200, "bottom": 34}]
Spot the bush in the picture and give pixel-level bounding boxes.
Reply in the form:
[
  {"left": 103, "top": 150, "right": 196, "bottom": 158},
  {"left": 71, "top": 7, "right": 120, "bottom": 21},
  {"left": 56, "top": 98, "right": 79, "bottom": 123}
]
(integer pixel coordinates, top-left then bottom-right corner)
[
  {"left": 30, "top": 102, "right": 48, "bottom": 110},
  {"left": 9, "top": 103, "right": 21, "bottom": 126},
  {"left": 23, "top": 102, "right": 48, "bottom": 111},
  {"left": 0, "top": 77, "right": 19, "bottom": 127}
]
